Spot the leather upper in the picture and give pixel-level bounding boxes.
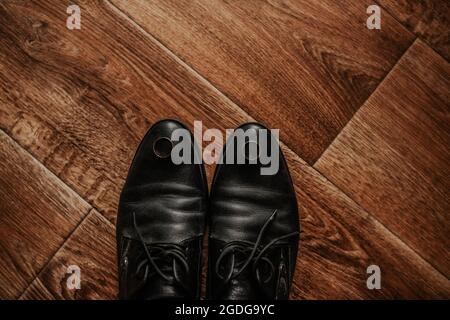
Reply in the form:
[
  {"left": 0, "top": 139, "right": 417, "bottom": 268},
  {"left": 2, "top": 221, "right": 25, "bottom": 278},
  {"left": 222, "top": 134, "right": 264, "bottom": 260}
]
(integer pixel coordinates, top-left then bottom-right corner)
[
  {"left": 208, "top": 123, "right": 299, "bottom": 300},
  {"left": 116, "top": 119, "right": 207, "bottom": 299}
]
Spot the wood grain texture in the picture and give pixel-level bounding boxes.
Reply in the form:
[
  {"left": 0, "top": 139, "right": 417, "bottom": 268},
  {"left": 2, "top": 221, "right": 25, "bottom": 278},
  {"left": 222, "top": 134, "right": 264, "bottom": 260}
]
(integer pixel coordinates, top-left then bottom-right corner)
[
  {"left": 33, "top": 210, "right": 117, "bottom": 300},
  {"left": 0, "top": 130, "right": 89, "bottom": 299},
  {"left": 1, "top": 0, "right": 448, "bottom": 299},
  {"left": 285, "top": 147, "right": 450, "bottom": 299},
  {"left": 0, "top": 0, "right": 248, "bottom": 222},
  {"left": 20, "top": 278, "right": 55, "bottom": 300},
  {"left": 377, "top": 0, "right": 450, "bottom": 61},
  {"left": 111, "top": 0, "right": 415, "bottom": 163},
  {"left": 315, "top": 40, "right": 450, "bottom": 277}
]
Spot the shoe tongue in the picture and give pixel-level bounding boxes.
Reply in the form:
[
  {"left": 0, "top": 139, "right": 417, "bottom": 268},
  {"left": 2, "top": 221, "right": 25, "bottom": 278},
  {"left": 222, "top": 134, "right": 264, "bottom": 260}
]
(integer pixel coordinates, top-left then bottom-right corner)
[
  {"left": 216, "top": 254, "right": 262, "bottom": 299},
  {"left": 220, "top": 279, "right": 260, "bottom": 300},
  {"left": 140, "top": 277, "right": 186, "bottom": 300},
  {"left": 217, "top": 248, "right": 281, "bottom": 299},
  {"left": 124, "top": 242, "right": 191, "bottom": 299}
]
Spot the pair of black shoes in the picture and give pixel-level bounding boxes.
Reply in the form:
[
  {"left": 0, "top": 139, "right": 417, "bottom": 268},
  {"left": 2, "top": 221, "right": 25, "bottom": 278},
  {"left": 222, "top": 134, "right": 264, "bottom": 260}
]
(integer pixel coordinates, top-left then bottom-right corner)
[{"left": 117, "top": 120, "right": 299, "bottom": 300}]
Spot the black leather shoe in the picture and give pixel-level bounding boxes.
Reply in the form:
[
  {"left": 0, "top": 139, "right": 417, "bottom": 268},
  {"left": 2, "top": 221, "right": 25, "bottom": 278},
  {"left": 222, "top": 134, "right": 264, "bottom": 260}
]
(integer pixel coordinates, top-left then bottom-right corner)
[
  {"left": 207, "top": 123, "right": 299, "bottom": 300},
  {"left": 117, "top": 119, "right": 208, "bottom": 299}
]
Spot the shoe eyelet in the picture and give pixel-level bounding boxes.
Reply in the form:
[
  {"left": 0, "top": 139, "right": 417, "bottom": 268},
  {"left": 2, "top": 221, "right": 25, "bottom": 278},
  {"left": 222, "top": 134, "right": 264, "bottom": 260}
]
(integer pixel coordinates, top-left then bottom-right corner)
[
  {"left": 243, "top": 140, "right": 260, "bottom": 162},
  {"left": 122, "top": 256, "right": 128, "bottom": 267},
  {"left": 153, "top": 137, "right": 173, "bottom": 159}
]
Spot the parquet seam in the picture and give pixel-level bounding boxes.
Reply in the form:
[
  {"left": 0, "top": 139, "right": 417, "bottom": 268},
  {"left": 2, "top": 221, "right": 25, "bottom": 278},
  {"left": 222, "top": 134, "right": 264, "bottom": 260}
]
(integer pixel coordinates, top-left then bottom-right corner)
[
  {"left": 106, "top": 0, "right": 446, "bottom": 271},
  {"left": 374, "top": 0, "right": 450, "bottom": 63},
  {"left": 107, "top": 1, "right": 449, "bottom": 282},
  {"left": 17, "top": 208, "right": 96, "bottom": 299},
  {"left": 1, "top": 1, "right": 446, "bottom": 299},
  {"left": 313, "top": 37, "right": 418, "bottom": 165},
  {"left": 18, "top": 279, "right": 57, "bottom": 300},
  {"left": 313, "top": 38, "right": 450, "bottom": 279}
]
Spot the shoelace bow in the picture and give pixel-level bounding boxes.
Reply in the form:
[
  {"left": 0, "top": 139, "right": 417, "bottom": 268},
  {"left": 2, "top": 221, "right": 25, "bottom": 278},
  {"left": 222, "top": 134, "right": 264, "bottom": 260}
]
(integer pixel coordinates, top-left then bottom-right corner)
[
  {"left": 215, "top": 210, "right": 298, "bottom": 287},
  {"left": 132, "top": 212, "right": 190, "bottom": 287}
]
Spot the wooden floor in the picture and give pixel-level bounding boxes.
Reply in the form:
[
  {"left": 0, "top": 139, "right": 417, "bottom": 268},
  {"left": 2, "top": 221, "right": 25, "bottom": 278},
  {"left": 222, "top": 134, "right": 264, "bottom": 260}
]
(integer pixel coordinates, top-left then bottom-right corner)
[{"left": 0, "top": 0, "right": 449, "bottom": 299}]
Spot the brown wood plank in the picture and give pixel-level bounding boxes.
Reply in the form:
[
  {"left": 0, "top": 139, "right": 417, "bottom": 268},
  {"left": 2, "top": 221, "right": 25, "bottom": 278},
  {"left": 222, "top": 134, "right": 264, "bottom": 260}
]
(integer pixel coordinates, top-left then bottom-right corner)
[
  {"left": 377, "top": 0, "right": 450, "bottom": 61},
  {"left": 20, "top": 278, "right": 55, "bottom": 300},
  {"left": 8, "top": 113, "right": 121, "bottom": 222},
  {"left": 0, "top": 130, "right": 90, "bottom": 299},
  {"left": 1, "top": 1, "right": 448, "bottom": 298},
  {"left": 285, "top": 147, "right": 450, "bottom": 299},
  {"left": 315, "top": 40, "right": 450, "bottom": 277},
  {"left": 29, "top": 210, "right": 117, "bottom": 300},
  {"left": 111, "top": 0, "right": 415, "bottom": 163},
  {"left": 0, "top": 0, "right": 249, "bottom": 222}
]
